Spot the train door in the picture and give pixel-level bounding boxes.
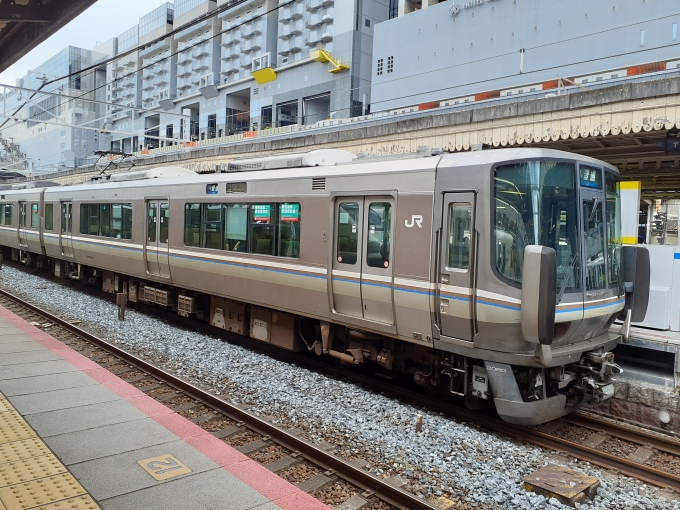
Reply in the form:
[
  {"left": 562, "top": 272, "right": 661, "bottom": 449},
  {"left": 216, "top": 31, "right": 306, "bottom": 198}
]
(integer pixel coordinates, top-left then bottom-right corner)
[
  {"left": 60, "top": 202, "right": 74, "bottom": 258},
  {"left": 332, "top": 199, "right": 364, "bottom": 318},
  {"left": 331, "top": 196, "right": 395, "bottom": 324},
  {"left": 17, "top": 202, "right": 28, "bottom": 249},
  {"left": 578, "top": 164, "right": 616, "bottom": 330},
  {"left": 437, "top": 192, "right": 475, "bottom": 342},
  {"left": 361, "top": 198, "right": 395, "bottom": 323},
  {"left": 145, "top": 199, "right": 171, "bottom": 278}
]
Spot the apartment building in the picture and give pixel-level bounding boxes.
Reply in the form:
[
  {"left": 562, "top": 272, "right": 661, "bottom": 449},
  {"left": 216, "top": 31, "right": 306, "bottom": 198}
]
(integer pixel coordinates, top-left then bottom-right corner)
[
  {"left": 1, "top": 0, "right": 388, "bottom": 170},
  {"left": 107, "top": 0, "right": 389, "bottom": 153}
]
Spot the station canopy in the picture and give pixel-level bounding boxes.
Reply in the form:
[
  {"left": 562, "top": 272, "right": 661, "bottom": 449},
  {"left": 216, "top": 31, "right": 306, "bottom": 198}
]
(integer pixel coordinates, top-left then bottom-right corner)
[{"left": 0, "top": 0, "right": 99, "bottom": 73}]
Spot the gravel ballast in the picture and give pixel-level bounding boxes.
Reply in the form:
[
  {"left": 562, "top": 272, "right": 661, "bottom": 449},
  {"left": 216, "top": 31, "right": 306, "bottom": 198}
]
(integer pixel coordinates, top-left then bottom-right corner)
[{"left": 1, "top": 266, "right": 678, "bottom": 510}]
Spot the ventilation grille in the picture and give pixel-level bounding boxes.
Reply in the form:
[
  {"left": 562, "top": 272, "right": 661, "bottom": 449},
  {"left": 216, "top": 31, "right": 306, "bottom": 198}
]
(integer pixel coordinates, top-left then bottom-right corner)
[
  {"left": 228, "top": 162, "right": 264, "bottom": 172},
  {"left": 312, "top": 178, "right": 326, "bottom": 190}
]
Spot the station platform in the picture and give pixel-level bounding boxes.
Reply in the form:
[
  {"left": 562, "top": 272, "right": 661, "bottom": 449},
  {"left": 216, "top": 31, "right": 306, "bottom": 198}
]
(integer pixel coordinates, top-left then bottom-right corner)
[
  {"left": 617, "top": 325, "right": 680, "bottom": 387},
  {"left": 0, "top": 305, "right": 330, "bottom": 510}
]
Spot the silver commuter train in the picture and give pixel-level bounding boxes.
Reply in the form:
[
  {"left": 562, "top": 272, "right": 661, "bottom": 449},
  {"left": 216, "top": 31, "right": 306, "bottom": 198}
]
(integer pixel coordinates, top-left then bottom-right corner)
[{"left": 0, "top": 148, "right": 649, "bottom": 425}]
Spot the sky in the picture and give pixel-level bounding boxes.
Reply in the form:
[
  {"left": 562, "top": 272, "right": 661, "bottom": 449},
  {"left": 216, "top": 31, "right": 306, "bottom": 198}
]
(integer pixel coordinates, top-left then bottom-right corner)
[{"left": 0, "top": 0, "right": 164, "bottom": 86}]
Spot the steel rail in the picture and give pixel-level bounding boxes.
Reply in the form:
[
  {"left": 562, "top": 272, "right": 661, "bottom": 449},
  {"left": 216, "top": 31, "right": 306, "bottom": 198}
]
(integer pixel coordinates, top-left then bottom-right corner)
[
  {"left": 564, "top": 412, "right": 680, "bottom": 457},
  {"left": 1, "top": 267, "right": 679, "bottom": 494},
  {"left": 0, "top": 288, "right": 438, "bottom": 510}
]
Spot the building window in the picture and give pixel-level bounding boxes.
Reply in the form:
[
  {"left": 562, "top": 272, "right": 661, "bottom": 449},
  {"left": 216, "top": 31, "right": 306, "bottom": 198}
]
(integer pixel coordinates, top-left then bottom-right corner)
[
  {"left": 387, "top": 56, "right": 394, "bottom": 73},
  {"left": 376, "top": 58, "right": 383, "bottom": 76},
  {"left": 365, "top": 19, "right": 370, "bottom": 27}
]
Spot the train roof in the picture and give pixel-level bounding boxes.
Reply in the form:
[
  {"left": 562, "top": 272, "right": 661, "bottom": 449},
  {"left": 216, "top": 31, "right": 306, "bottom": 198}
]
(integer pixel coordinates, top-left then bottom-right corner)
[{"left": 1, "top": 148, "right": 619, "bottom": 196}]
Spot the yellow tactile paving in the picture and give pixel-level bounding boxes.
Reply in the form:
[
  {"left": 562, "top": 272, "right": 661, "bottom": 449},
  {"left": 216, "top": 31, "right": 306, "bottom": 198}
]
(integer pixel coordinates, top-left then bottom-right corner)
[
  {"left": 0, "top": 401, "right": 16, "bottom": 414},
  {"left": 0, "top": 473, "right": 87, "bottom": 510},
  {"left": 0, "top": 394, "right": 101, "bottom": 510},
  {"left": 33, "top": 495, "right": 99, "bottom": 510},
  {"left": 0, "top": 422, "right": 35, "bottom": 444},
  {"left": 0, "top": 413, "right": 27, "bottom": 429},
  {"left": 0, "top": 439, "right": 52, "bottom": 465},
  {"left": 0, "top": 455, "right": 67, "bottom": 488}
]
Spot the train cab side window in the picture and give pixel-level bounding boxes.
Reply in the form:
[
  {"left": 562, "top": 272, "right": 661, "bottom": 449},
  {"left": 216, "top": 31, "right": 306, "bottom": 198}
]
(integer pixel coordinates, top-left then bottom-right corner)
[
  {"left": 30, "top": 203, "right": 39, "bottom": 229},
  {"left": 366, "top": 202, "right": 391, "bottom": 268},
  {"left": 278, "top": 203, "right": 301, "bottom": 258},
  {"left": 337, "top": 202, "right": 359, "bottom": 264},
  {"left": 447, "top": 203, "right": 471, "bottom": 270},
  {"left": 44, "top": 204, "right": 54, "bottom": 231},
  {"left": 250, "top": 204, "right": 275, "bottom": 255},
  {"left": 184, "top": 203, "right": 201, "bottom": 247},
  {"left": 224, "top": 204, "right": 248, "bottom": 252}
]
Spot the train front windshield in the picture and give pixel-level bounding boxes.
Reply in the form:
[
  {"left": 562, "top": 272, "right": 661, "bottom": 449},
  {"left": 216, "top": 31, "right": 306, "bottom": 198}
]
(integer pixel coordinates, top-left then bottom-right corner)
[{"left": 494, "top": 160, "right": 622, "bottom": 292}]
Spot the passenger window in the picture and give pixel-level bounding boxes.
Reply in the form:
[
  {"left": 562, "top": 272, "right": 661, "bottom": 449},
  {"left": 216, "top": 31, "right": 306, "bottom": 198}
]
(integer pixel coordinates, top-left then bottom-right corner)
[
  {"left": 160, "top": 203, "right": 169, "bottom": 243},
  {"left": 31, "top": 203, "right": 39, "bottom": 229},
  {"left": 44, "top": 204, "right": 53, "bottom": 231},
  {"left": 80, "top": 204, "right": 99, "bottom": 235},
  {"left": 89, "top": 204, "right": 99, "bottom": 235},
  {"left": 224, "top": 204, "right": 248, "bottom": 251},
  {"left": 250, "top": 204, "right": 275, "bottom": 255},
  {"left": 202, "top": 203, "right": 222, "bottom": 249},
  {"left": 99, "top": 204, "right": 111, "bottom": 237},
  {"left": 336, "top": 202, "right": 359, "bottom": 264},
  {"left": 0, "top": 204, "right": 12, "bottom": 226},
  {"left": 184, "top": 203, "right": 200, "bottom": 246},
  {"left": 366, "top": 202, "right": 391, "bottom": 268},
  {"left": 120, "top": 204, "right": 132, "bottom": 240},
  {"left": 147, "top": 203, "right": 157, "bottom": 242},
  {"left": 278, "top": 203, "right": 300, "bottom": 258},
  {"left": 447, "top": 203, "right": 471, "bottom": 270},
  {"left": 111, "top": 204, "right": 123, "bottom": 238}
]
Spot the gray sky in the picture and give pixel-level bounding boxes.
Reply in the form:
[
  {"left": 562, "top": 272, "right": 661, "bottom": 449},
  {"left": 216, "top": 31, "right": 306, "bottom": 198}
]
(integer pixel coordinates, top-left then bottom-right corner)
[{"left": 0, "top": 0, "right": 163, "bottom": 86}]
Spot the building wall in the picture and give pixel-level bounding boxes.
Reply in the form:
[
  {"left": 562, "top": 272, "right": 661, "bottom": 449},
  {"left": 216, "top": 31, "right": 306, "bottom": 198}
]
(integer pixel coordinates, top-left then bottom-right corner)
[{"left": 371, "top": 0, "right": 680, "bottom": 111}]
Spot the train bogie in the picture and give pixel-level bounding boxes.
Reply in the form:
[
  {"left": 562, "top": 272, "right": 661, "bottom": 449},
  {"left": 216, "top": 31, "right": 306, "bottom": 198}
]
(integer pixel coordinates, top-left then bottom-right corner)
[{"left": 0, "top": 149, "right": 649, "bottom": 425}]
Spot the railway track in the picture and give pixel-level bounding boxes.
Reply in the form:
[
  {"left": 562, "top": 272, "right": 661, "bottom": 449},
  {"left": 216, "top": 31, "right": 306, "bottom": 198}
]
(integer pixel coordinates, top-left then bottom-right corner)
[
  {"left": 1, "top": 268, "right": 680, "bottom": 501},
  {"left": 0, "top": 288, "right": 439, "bottom": 510}
]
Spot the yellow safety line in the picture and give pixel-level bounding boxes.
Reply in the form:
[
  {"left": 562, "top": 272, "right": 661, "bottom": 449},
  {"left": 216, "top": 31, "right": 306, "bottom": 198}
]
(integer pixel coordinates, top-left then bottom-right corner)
[{"left": 0, "top": 391, "right": 100, "bottom": 510}]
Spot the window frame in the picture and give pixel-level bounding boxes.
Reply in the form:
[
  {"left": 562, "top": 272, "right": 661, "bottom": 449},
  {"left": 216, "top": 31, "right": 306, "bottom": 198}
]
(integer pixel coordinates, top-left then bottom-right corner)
[
  {"left": 183, "top": 201, "right": 301, "bottom": 259},
  {"left": 30, "top": 203, "right": 39, "bottom": 229},
  {"left": 446, "top": 202, "right": 472, "bottom": 272},
  {"left": 490, "top": 157, "right": 582, "bottom": 291},
  {"left": 44, "top": 203, "right": 54, "bottom": 231},
  {"left": 79, "top": 202, "right": 133, "bottom": 239}
]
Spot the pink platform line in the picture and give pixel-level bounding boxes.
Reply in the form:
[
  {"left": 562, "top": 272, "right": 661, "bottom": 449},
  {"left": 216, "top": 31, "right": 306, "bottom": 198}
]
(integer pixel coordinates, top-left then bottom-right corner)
[{"left": 0, "top": 305, "right": 330, "bottom": 510}]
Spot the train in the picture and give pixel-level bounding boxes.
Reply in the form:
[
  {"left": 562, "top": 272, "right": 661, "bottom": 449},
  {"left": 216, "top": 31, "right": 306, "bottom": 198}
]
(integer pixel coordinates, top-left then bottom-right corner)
[{"left": 0, "top": 147, "right": 649, "bottom": 425}]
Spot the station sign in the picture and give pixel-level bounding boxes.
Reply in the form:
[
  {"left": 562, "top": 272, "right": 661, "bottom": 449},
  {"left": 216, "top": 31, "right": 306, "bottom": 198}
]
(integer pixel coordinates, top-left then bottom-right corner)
[{"left": 449, "top": 0, "right": 500, "bottom": 17}]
